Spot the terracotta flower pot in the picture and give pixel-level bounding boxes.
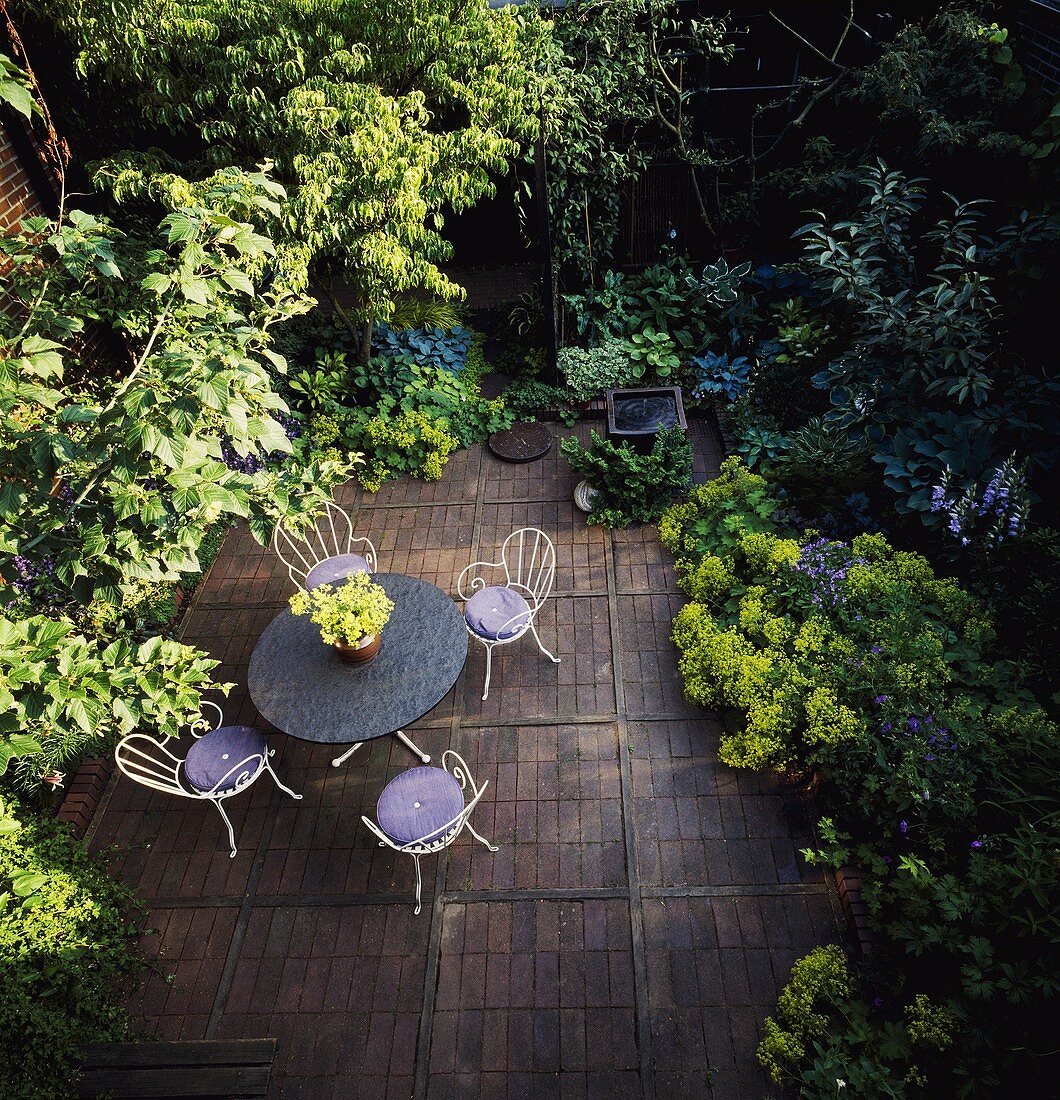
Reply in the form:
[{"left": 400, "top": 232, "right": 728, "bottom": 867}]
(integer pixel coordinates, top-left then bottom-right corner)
[{"left": 333, "top": 633, "right": 381, "bottom": 664}]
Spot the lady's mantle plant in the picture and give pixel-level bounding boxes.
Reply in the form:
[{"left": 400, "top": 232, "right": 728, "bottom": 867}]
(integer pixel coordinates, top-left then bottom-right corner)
[
  {"left": 289, "top": 573, "right": 395, "bottom": 645},
  {"left": 660, "top": 457, "right": 1059, "bottom": 1092}
]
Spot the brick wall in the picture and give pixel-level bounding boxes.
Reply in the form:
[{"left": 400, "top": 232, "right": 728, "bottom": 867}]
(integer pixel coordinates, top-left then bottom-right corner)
[{"left": 0, "top": 114, "right": 47, "bottom": 231}]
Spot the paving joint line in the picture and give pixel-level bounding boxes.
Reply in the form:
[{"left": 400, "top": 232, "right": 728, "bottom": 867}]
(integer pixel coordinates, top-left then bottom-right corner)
[
  {"left": 144, "top": 881, "right": 827, "bottom": 910},
  {"left": 412, "top": 447, "right": 487, "bottom": 1100},
  {"left": 204, "top": 788, "right": 283, "bottom": 1037},
  {"left": 606, "top": 526, "right": 656, "bottom": 1100}
]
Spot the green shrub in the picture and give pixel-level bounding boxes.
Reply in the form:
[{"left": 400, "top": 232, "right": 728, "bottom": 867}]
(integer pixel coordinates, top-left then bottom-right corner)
[
  {"left": 345, "top": 409, "right": 459, "bottom": 492},
  {"left": 757, "top": 944, "right": 852, "bottom": 1084},
  {"left": 557, "top": 338, "right": 634, "bottom": 402},
  {"left": 0, "top": 797, "right": 144, "bottom": 1100},
  {"left": 759, "top": 945, "right": 956, "bottom": 1097},
  {"left": 561, "top": 427, "right": 692, "bottom": 527},
  {"left": 663, "top": 456, "right": 1058, "bottom": 1090}
]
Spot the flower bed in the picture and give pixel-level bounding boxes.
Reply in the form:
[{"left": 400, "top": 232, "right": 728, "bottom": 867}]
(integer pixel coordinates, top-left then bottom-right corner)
[{"left": 661, "top": 458, "right": 1059, "bottom": 1094}]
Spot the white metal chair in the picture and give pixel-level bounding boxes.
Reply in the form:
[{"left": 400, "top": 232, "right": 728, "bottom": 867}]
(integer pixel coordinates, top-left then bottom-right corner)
[
  {"left": 361, "top": 750, "right": 497, "bottom": 915},
  {"left": 114, "top": 701, "right": 302, "bottom": 858},
  {"left": 272, "top": 500, "right": 377, "bottom": 590},
  {"left": 457, "top": 526, "right": 561, "bottom": 700}
]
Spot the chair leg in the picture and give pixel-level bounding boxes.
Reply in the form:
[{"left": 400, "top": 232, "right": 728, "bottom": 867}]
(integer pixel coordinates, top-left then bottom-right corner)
[
  {"left": 213, "top": 799, "right": 238, "bottom": 859},
  {"left": 482, "top": 642, "right": 494, "bottom": 701},
  {"left": 528, "top": 621, "right": 561, "bottom": 664},
  {"left": 394, "top": 729, "right": 431, "bottom": 764},
  {"left": 465, "top": 820, "right": 499, "bottom": 853},
  {"left": 413, "top": 854, "right": 423, "bottom": 916},
  {"left": 265, "top": 752, "right": 303, "bottom": 800},
  {"left": 332, "top": 741, "right": 364, "bottom": 767}
]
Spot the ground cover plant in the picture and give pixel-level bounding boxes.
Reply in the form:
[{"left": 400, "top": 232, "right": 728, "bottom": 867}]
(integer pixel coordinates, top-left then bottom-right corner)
[
  {"left": 0, "top": 797, "right": 144, "bottom": 1100},
  {"left": 660, "top": 459, "right": 1059, "bottom": 1094}
]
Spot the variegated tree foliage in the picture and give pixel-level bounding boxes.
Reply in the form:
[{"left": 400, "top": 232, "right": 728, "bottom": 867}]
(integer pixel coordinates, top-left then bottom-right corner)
[{"left": 38, "top": 0, "right": 547, "bottom": 352}]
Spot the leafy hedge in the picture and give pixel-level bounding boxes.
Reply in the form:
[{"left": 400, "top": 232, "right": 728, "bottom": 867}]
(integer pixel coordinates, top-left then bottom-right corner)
[
  {"left": 0, "top": 798, "right": 144, "bottom": 1099},
  {"left": 661, "top": 458, "right": 1059, "bottom": 1095}
]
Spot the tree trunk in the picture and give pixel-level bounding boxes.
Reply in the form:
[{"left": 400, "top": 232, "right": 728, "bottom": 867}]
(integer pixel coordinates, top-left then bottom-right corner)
[{"left": 358, "top": 318, "right": 373, "bottom": 364}]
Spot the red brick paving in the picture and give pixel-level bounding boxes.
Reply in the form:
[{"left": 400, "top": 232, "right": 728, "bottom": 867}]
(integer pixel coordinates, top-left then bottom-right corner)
[{"left": 88, "top": 417, "right": 842, "bottom": 1098}]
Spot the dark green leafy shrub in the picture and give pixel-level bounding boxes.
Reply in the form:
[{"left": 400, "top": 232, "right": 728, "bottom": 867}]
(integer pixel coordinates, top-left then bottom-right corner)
[
  {"left": 502, "top": 377, "right": 579, "bottom": 427},
  {"left": 799, "top": 162, "right": 1060, "bottom": 526},
  {"left": 0, "top": 797, "right": 144, "bottom": 1100},
  {"left": 561, "top": 427, "right": 692, "bottom": 528},
  {"left": 563, "top": 255, "right": 750, "bottom": 349}
]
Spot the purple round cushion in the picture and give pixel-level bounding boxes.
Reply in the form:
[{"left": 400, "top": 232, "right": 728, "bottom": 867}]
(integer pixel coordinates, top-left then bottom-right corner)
[
  {"left": 464, "top": 585, "right": 531, "bottom": 641},
  {"left": 376, "top": 767, "right": 465, "bottom": 845},
  {"left": 184, "top": 726, "right": 266, "bottom": 794},
  {"left": 305, "top": 553, "right": 370, "bottom": 590}
]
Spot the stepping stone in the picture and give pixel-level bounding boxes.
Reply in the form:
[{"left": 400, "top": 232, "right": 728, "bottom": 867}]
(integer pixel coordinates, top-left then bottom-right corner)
[{"left": 488, "top": 422, "right": 553, "bottom": 463}]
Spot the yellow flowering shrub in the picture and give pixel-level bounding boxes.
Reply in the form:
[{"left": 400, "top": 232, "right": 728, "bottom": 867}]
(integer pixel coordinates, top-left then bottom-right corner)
[
  {"left": 683, "top": 553, "right": 735, "bottom": 605},
  {"left": 353, "top": 410, "right": 458, "bottom": 490}
]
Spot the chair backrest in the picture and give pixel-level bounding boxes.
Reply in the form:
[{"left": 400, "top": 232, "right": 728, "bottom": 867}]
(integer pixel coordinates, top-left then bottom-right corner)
[
  {"left": 115, "top": 733, "right": 193, "bottom": 799},
  {"left": 272, "top": 501, "right": 377, "bottom": 586},
  {"left": 500, "top": 527, "right": 556, "bottom": 607}
]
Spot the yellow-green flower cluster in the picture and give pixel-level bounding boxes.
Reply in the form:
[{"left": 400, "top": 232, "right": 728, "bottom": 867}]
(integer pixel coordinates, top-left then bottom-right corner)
[
  {"left": 757, "top": 944, "right": 852, "bottom": 1085},
  {"left": 289, "top": 572, "right": 394, "bottom": 646},
  {"left": 355, "top": 410, "right": 458, "bottom": 490},
  {"left": 739, "top": 531, "right": 800, "bottom": 574}
]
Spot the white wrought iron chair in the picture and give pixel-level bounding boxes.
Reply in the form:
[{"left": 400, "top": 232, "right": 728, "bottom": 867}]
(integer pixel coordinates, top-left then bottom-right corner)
[
  {"left": 272, "top": 500, "right": 377, "bottom": 590},
  {"left": 114, "top": 701, "right": 302, "bottom": 858},
  {"left": 457, "top": 526, "right": 561, "bottom": 700},
  {"left": 361, "top": 750, "right": 497, "bottom": 915}
]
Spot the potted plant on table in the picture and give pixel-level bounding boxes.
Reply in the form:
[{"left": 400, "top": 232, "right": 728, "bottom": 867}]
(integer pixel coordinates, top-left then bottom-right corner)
[{"left": 289, "top": 572, "right": 395, "bottom": 664}]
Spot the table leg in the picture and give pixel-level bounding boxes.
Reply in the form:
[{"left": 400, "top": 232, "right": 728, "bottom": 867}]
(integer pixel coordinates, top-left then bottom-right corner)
[
  {"left": 394, "top": 729, "right": 431, "bottom": 764},
  {"left": 331, "top": 742, "right": 364, "bottom": 767}
]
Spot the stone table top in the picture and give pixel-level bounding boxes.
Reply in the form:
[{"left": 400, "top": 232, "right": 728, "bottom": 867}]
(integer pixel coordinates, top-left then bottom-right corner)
[{"left": 248, "top": 573, "right": 467, "bottom": 745}]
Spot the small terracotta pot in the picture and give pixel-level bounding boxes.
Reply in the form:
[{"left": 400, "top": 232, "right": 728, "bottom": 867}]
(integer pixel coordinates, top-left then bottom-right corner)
[{"left": 333, "top": 633, "right": 381, "bottom": 664}]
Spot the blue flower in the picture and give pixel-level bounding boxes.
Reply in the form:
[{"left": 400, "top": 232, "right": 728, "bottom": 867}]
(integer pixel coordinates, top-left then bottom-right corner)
[
  {"left": 899, "top": 820, "right": 908, "bottom": 834},
  {"left": 874, "top": 695, "right": 889, "bottom": 705},
  {"left": 970, "top": 839, "right": 983, "bottom": 849}
]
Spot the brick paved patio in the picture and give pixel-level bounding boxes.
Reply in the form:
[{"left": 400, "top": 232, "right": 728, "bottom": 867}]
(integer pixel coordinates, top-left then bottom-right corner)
[{"left": 88, "top": 419, "right": 841, "bottom": 1099}]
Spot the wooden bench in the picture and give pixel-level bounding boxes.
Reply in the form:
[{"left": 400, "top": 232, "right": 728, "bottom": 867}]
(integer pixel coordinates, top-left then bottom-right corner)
[{"left": 76, "top": 1039, "right": 277, "bottom": 1099}]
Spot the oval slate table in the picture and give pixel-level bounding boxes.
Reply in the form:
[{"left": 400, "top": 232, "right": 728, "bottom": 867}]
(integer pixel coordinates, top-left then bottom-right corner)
[{"left": 248, "top": 573, "right": 467, "bottom": 767}]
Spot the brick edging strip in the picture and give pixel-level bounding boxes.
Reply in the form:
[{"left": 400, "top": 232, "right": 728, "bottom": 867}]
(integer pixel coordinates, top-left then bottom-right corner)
[{"left": 56, "top": 756, "right": 113, "bottom": 840}]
